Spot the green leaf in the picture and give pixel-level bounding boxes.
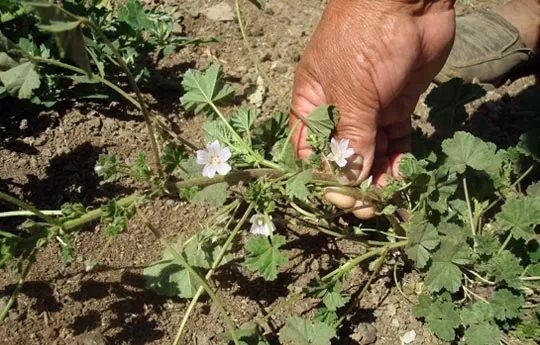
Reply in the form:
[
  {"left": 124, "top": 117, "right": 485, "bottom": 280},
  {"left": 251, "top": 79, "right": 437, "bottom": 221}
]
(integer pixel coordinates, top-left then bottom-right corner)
[
  {"left": 461, "top": 303, "right": 494, "bottom": 326},
  {"left": 231, "top": 107, "right": 258, "bottom": 134},
  {"left": 161, "top": 144, "right": 186, "bottom": 175},
  {"left": 0, "top": 61, "right": 40, "bottom": 99},
  {"left": 245, "top": 235, "right": 288, "bottom": 281},
  {"left": 405, "top": 222, "right": 440, "bottom": 269},
  {"left": 144, "top": 258, "right": 200, "bottom": 298},
  {"left": 322, "top": 291, "right": 349, "bottom": 311},
  {"left": 279, "top": 316, "right": 336, "bottom": 345},
  {"left": 38, "top": 20, "right": 81, "bottom": 32},
  {"left": 399, "top": 153, "right": 429, "bottom": 180},
  {"left": 442, "top": 131, "right": 501, "bottom": 174},
  {"left": 412, "top": 294, "right": 432, "bottom": 319},
  {"left": 203, "top": 120, "right": 233, "bottom": 146},
  {"left": 425, "top": 261, "right": 462, "bottom": 293},
  {"left": 496, "top": 196, "right": 540, "bottom": 242},
  {"left": 285, "top": 169, "right": 313, "bottom": 202},
  {"left": 190, "top": 182, "right": 228, "bottom": 208},
  {"left": 425, "top": 235, "right": 472, "bottom": 292},
  {"left": 183, "top": 233, "right": 231, "bottom": 269},
  {"left": 526, "top": 182, "right": 540, "bottom": 197},
  {"left": 32, "top": 5, "right": 92, "bottom": 75},
  {"left": 131, "top": 152, "right": 152, "bottom": 181},
  {"left": 491, "top": 289, "right": 524, "bottom": 321},
  {"left": 117, "top": 0, "right": 153, "bottom": 31},
  {"left": 425, "top": 301, "right": 460, "bottom": 342},
  {"left": 485, "top": 250, "right": 522, "bottom": 288},
  {"left": 221, "top": 324, "right": 270, "bottom": 345},
  {"left": 475, "top": 234, "right": 501, "bottom": 258},
  {"left": 306, "top": 105, "right": 339, "bottom": 139},
  {"left": 180, "top": 64, "right": 235, "bottom": 117},
  {"left": 95, "top": 153, "right": 120, "bottom": 183},
  {"left": 314, "top": 309, "right": 339, "bottom": 328},
  {"left": 464, "top": 323, "right": 501, "bottom": 345},
  {"left": 247, "top": 0, "right": 266, "bottom": 10},
  {"left": 425, "top": 78, "right": 486, "bottom": 112}
]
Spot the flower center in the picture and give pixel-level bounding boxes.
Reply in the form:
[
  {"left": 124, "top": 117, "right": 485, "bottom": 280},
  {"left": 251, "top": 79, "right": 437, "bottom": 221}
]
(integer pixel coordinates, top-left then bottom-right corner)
[
  {"left": 256, "top": 219, "right": 265, "bottom": 227},
  {"left": 209, "top": 154, "right": 221, "bottom": 167}
]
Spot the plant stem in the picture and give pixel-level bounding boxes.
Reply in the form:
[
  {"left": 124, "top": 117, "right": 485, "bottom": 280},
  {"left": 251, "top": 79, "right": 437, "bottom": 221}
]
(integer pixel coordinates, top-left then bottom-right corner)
[
  {"left": 85, "top": 236, "right": 115, "bottom": 272},
  {"left": 497, "top": 232, "right": 513, "bottom": 255},
  {"left": 31, "top": 56, "right": 141, "bottom": 109},
  {"left": 462, "top": 177, "right": 476, "bottom": 238},
  {"left": 135, "top": 206, "right": 240, "bottom": 345},
  {"left": 336, "top": 248, "right": 388, "bottom": 326},
  {"left": 483, "top": 165, "right": 534, "bottom": 215},
  {"left": 279, "top": 120, "right": 301, "bottom": 161},
  {"left": 79, "top": 18, "right": 164, "bottom": 179},
  {"left": 0, "top": 210, "right": 63, "bottom": 218},
  {"left": 0, "top": 192, "right": 59, "bottom": 226},
  {"left": 0, "top": 249, "right": 37, "bottom": 322},
  {"left": 173, "top": 203, "right": 252, "bottom": 345}
]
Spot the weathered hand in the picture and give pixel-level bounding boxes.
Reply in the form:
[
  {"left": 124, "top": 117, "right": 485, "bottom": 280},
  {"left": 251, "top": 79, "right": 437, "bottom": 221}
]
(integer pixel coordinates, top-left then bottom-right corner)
[{"left": 290, "top": 0, "right": 456, "bottom": 218}]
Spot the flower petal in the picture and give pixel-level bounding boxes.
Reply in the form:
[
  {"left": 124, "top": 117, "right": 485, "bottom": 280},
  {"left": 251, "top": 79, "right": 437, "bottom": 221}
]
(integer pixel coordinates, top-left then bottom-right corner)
[
  {"left": 196, "top": 150, "right": 209, "bottom": 164},
  {"left": 343, "top": 148, "right": 355, "bottom": 159},
  {"left": 207, "top": 140, "right": 221, "bottom": 155},
  {"left": 219, "top": 147, "right": 232, "bottom": 162},
  {"left": 336, "top": 158, "right": 348, "bottom": 167},
  {"left": 216, "top": 162, "right": 231, "bottom": 176},
  {"left": 202, "top": 164, "right": 217, "bottom": 178},
  {"left": 339, "top": 138, "right": 350, "bottom": 151},
  {"left": 330, "top": 138, "right": 339, "bottom": 153},
  {"left": 326, "top": 153, "right": 336, "bottom": 162}
]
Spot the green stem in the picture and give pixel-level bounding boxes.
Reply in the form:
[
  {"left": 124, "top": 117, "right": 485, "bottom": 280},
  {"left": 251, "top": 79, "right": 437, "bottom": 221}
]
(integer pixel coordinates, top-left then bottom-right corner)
[
  {"left": 279, "top": 120, "right": 301, "bottom": 161},
  {"left": 0, "top": 249, "right": 37, "bottom": 322},
  {"left": 336, "top": 248, "right": 388, "bottom": 326},
  {"left": 497, "top": 232, "right": 513, "bottom": 255},
  {"left": 76, "top": 17, "right": 163, "bottom": 179},
  {"left": 0, "top": 191, "right": 59, "bottom": 226},
  {"left": 208, "top": 102, "right": 279, "bottom": 170},
  {"left": 0, "top": 210, "right": 63, "bottom": 218},
  {"left": 462, "top": 177, "right": 476, "bottom": 238},
  {"left": 173, "top": 203, "right": 252, "bottom": 345},
  {"left": 483, "top": 165, "right": 534, "bottom": 215},
  {"left": 135, "top": 206, "right": 240, "bottom": 345},
  {"left": 31, "top": 56, "right": 141, "bottom": 109}
]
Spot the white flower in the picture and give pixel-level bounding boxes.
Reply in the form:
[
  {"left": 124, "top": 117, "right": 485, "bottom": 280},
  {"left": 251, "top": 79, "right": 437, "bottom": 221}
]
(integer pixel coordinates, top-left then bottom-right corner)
[
  {"left": 249, "top": 214, "right": 275, "bottom": 237},
  {"left": 94, "top": 164, "right": 103, "bottom": 173},
  {"left": 196, "top": 140, "right": 232, "bottom": 178},
  {"left": 326, "top": 138, "right": 355, "bottom": 167}
]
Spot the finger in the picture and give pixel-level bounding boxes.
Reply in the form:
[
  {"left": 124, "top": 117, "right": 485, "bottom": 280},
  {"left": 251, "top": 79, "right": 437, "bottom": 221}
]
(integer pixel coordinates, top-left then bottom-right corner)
[
  {"left": 323, "top": 190, "right": 376, "bottom": 220},
  {"left": 289, "top": 66, "right": 327, "bottom": 160},
  {"left": 333, "top": 103, "right": 378, "bottom": 185}
]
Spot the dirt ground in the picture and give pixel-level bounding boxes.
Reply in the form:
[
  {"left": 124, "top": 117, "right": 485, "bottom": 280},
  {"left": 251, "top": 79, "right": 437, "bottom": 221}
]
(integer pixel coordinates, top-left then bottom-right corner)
[{"left": 0, "top": 0, "right": 538, "bottom": 344}]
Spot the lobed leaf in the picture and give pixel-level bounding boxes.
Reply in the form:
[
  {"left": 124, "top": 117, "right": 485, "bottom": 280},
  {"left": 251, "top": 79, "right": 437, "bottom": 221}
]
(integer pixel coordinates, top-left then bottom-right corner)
[
  {"left": 0, "top": 61, "right": 40, "bottom": 99},
  {"left": 405, "top": 221, "right": 440, "bottom": 269},
  {"left": 496, "top": 196, "right": 540, "bottom": 242},
  {"left": 442, "top": 131, "right": 501, "bottom": 175},
  {"left": 306, "top": 105, "right": 339, "bottom": 139},
  {"left": 285, "top": 169, "right": 313, "bottom": 202},
  {"left": 245, "top": 234, "right": 288, "bottom": 281},
  {"left": 180, "top": 64, "right": 235, "bottom": 117},
  {"left": 279, "top": 316, "right": 336, "bottom": 345},
  {"left": 190, "top": 182, "right": 229, "bottom": 208}
]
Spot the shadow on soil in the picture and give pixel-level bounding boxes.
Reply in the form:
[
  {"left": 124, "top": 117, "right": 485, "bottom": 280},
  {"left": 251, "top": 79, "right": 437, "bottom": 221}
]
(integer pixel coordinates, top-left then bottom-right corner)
[{"left": 0, "top": 270, "right": 170, "bottom": 344}]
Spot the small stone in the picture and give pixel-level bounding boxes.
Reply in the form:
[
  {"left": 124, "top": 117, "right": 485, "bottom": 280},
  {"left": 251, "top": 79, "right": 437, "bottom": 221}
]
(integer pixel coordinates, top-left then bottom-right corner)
[
  {"left": 391, "top": 318, "right": 400, "bottom": 328},
  {"left": 400, "top": 330, "right": 416, "bottom": 344},
  {"left": 202, "top": 2, "right": 234, "bottom": 22},
  {"left": 19, "top": 119, "right": 28, "bottom": 130},
  {"left": 76, "top": 331, "right": 107, "bottom": 345},
  {"left": 350, "top": 323, "right": 377, "bottom": 345},
  {"left": 273, "top": 63, "right": 288, "bottom": 74}
]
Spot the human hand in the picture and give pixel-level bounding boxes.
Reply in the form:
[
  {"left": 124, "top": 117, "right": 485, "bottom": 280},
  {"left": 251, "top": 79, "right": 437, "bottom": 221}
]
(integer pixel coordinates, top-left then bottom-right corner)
[{"left": 290, "top": 0, "right": 456, "bottom": 218}]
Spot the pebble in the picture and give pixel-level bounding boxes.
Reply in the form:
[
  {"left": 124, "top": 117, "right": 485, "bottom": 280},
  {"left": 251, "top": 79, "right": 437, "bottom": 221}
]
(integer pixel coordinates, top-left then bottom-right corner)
[
  {"left": 202, "top": 2, "right": 234, "bottom": 22},
  {"left": 350, "top": 323, "right": 377, "bottom": 345},
  {"left": 400, "top": 330, "right": 416, "bottom": 344}
]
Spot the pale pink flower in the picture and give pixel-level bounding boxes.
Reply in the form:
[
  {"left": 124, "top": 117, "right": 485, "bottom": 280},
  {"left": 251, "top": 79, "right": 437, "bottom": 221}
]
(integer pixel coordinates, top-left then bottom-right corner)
[
  {"left": 196, "top": 140, "right": 232, "bottom": 178},
  {"left": 326, "top": 138, "right": 355, "bottom": 167}
]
